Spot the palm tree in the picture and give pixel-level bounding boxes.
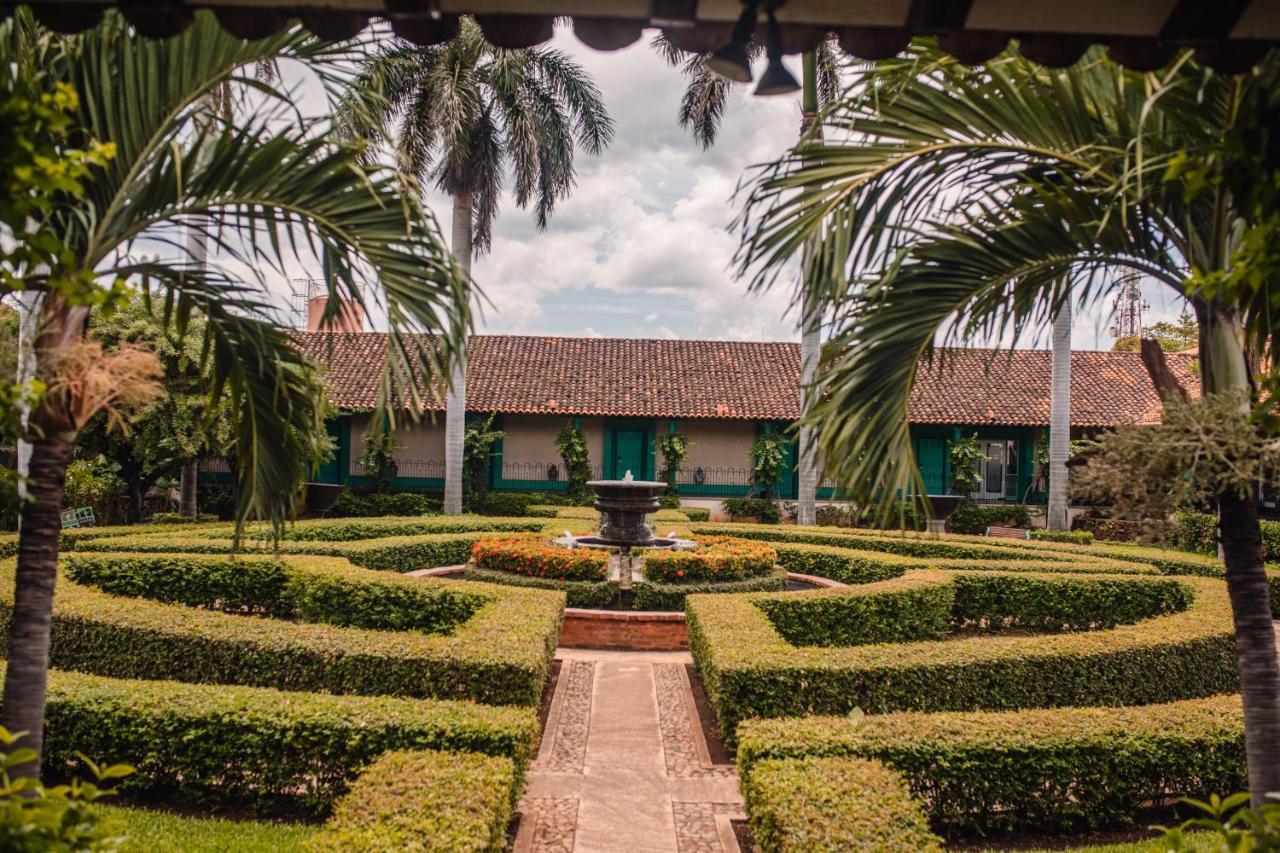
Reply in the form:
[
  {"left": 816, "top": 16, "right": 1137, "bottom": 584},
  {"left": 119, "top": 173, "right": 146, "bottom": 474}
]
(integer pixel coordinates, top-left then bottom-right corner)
[
  {"left": 0, "top": 11, "right": 468, "bottom": 774},
  {"left": 1048, "top": 299, "right": 1071, "bottom": 530},
  {"left": 341, "top": 20, "right": 614, "bottom": 514},
  {"left": 735, "top": 45, "right": 1280, "bottom": 804},
  {"left": 654, "top": 35, "right": 839, "bottom": 525}
]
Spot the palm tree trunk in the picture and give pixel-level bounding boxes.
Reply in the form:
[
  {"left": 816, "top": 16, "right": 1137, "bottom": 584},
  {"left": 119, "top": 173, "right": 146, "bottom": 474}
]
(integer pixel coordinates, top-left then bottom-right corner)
[
  {"left": 796, "top": 51, "right": 821, "bottom": 527},
  {"left": 1047, "top": 300, "right": 1071, "bottom": 530},
  {"left": 1, "top": 433, "right": 72, "bottom": 778},
  {"left": 179, "top": 460, "right": 199, "bottom": 517},
  {"left": 443, "top": 190, "right": 473, "bottom": 516},
  {"left": 1196, "top": 301, "right": 1280, "bottom": 807}
]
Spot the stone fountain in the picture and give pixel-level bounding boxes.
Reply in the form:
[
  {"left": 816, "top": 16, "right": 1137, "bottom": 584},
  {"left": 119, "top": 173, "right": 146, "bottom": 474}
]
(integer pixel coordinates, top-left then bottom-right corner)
[{"left": 553, "top": 471, "right": 695, "bottom": 587}]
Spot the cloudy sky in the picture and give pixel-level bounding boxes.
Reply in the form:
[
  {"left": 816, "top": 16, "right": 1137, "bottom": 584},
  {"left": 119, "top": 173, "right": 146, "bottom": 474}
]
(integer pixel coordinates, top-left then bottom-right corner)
[{"left": 269, "top": 23, "right": 1190, "bottom": 350}]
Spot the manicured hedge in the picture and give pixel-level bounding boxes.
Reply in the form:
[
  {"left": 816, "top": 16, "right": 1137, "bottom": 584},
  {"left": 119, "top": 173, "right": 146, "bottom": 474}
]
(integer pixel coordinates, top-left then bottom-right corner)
[
  {"left": 1173, "top": 510, "right": 1280, "bottom": 563},
  {"left": 167, "top": 515, "right": 545, "bottom": 543},
  {"left": 71, "top": 531, "right": 487, "bottom": 574},
  {"left": 471, "top": 534, "right": 609, "bottom": 581},
  {"left": 40, "top": 668, "right": 538, "bottom": 816},
  {"left": 741, "top": 757, "right": 941, "bottom": 852},
  {"left": 687, "top": 571, "right": 1237, "bottom": 743},
  {"left": 463, "top": 564, "right": 618, "bottom": 609},
  {"left": 755, "top": 573, "right": 954, "bottom": 647},
  {"left": 462, "top": 564, "right": 788, "bottom": 611},
  {"left": 329, "top": 490, "right": 441, "bottom": 518},
  {"left": 946, "top": 502, "right": 1032, "bottom": 534},
  {"left": 641, "top": 536, "right": 777, "bottom": 583},
  {"left": 752, "top": 572, "right": 1188, "bottom": 648},
  {"left": 311, "top": 749, "right": 517, "bottom": 852},
  {"left": 1027, "top": 529, "right": 1094, "bottom": 545},
  {"left": 690, "top": 523, "right": 1046, "bottom": 561},
  {"left": 736, "top": 694, "right": 1245, "bottom": 836},
  {"left": 631, "top": 568, "right": 788, "bottom": 611},
  {"left": 64, "top": 553, "right": 486, "bottom": 634},
  {"left": 774, "top": 543, "right": 911, "bottom": 584},
  {"left": 0, "top": 556, "right": 563, "bottom": 707},
  {"left": 681, "top": 508, "right": 711, "bottom": 522}
]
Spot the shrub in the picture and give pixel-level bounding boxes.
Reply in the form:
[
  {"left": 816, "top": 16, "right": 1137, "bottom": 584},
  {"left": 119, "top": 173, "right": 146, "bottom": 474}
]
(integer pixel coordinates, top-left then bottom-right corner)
[
  {"left": 687, "top": 571, "right": 1237, "bottom": 743},
  {"left": 197, "top": 485, "right": 235, "bottom": 520},
  {"left": 72, "top": 531, "right": 489, "bottom": 574},
  {"left": 773, "top": 543, "right": 912, "bottom": 584},
  {"left": 150, "top": 512, "right": 219, "bottom": 524},
  {"left": 0, "top": 725, "right": 131, "bottom": 851},
  {"left": 641, "top": 536, "right": 777, "bottom": 583},
  {"left": 947, "top": 502, "right": 1032, "bottom": 534},
  {"left": 630, "top": 569, "right": 788, "bottom": 611},
  {"left": 742, "top": 757, "right": 941, "bottom": 852},
  {"left": 736, "top": 694, "right": 1246, "bottom": 837},
  {"left": 463, "top": 565, "right": 617, "bottom": 609},
  {"left": 1173, "top": 510, "right": 1280, "bottom": 562},
  {"left": 1072, "top": 514, "right": 1143, "bottom": 542},
  {"left": 311, "top": 749, "right": 517, "bottom": 852},
  {"left": 815, "top": 504, "right": 854, "bottom": 527},
  {"left": 62, "top": 456, "right": 125, "bottom": 525},
  {"left": 1, "top": 555, "right": 562, "bottom": 707},
  {"left": 41, "top": 669, "right": 536, "bottom": 816},
  {"left": 554, "top": 422, "right": 592, "bottom": 502},
  {"left": 692, "top": 523, "right": 1039, "bottom": 561},
  {"left": 1027, "top": 528, "right": 1093, "bottom": 545},
  {"left": 64, "top": 553, "right": 487, "bottom": 634},
  {"left": 754, "top": 573, "right": 954, "bottom": 647},
  {"left": 470, "top": 535, "right": 609, "bottom": 581},
  {"left": 330, "top": 491, "right": 441, "bottom": 518},
  {"left": 682, "top": 508, "right": 711, "bottom": 522},
  {"left": 468, "top": 492, "right": 534, "bottom": 517},
  {"left": 722, "top": 497, "right": 780, "bottom": 523}
]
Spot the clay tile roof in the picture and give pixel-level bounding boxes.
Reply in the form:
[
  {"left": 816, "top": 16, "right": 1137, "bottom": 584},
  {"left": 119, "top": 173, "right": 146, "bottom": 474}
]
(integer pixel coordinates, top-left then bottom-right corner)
[
  {"left": 908, "top": 348, "right": 1199, "bottom": 428},
  {"left": 289, "top": 332, "right": 1198, "bottom": 427}
]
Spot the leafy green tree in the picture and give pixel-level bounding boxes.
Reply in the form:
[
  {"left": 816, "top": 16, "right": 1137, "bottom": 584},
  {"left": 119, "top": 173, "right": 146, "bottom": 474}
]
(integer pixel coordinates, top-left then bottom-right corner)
[
  {"left": 1112, "top": 313, "right": 1199, "bottom": 353},
  {"left": 735, "top": 43, "right": 1280, "bottom": 803},
  {"left": 0, "top": 11, "right": 468, "bottom": 775},
  {"left": 341, "top": 18, "right": 614, "bottom": 515},
  {"left": 75, "top": 295, "right": 242, "bottom": 522}
]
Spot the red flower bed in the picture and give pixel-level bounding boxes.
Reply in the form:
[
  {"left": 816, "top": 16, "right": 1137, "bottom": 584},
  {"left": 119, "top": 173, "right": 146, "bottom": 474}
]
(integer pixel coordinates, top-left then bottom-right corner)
[
  {"left": 470, "top": 535, "right": 609, "bottom": 581},
  {"left": 641, "top": 536, "right": 777, "bottom": 584}
]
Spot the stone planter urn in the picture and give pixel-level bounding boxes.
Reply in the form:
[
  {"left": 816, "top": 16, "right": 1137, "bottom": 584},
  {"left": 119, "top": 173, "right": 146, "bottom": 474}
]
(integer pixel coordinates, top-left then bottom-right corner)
[{"left": 925, "top": 494, "right": 965, "bottom": 534}]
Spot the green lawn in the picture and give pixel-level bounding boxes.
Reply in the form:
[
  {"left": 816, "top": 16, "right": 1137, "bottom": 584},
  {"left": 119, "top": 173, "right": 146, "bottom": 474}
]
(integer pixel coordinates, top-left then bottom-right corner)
[
  {"left": 101, "top": 805, "right": 318, "bottom": 852},
  {"left": 1016, "top": 832, "right": 1217, "bottom": 852}
]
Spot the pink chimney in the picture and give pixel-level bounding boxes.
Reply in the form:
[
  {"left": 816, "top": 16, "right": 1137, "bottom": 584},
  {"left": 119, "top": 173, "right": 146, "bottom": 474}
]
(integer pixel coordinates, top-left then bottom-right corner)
[{"left": 306, "top": 296, "right": 365, "bottom": 333}]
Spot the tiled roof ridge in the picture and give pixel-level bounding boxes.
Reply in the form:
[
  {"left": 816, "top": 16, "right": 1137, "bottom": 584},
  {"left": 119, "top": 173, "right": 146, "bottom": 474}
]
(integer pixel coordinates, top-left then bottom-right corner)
[{"left": 288, "top": 331, "right": 1198, "bottom": 427}]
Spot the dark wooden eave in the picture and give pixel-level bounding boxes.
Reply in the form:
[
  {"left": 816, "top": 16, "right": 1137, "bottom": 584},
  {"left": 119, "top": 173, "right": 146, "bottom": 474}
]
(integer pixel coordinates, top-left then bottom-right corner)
[{"left": 7, "top": 0, "right": 1278, "bottom": 73}]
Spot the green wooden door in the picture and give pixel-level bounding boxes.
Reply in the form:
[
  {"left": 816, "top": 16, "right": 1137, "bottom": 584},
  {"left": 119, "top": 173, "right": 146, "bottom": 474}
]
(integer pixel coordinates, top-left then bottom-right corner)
[
  {"left": 917, "top": 437, "right": 947, "bottom": 495},
  {"left": 612, "top": 429, "right": 646, "bottom": 479},
  {"left": 316, "top": 420, "right": 343, "bottom": 485}
]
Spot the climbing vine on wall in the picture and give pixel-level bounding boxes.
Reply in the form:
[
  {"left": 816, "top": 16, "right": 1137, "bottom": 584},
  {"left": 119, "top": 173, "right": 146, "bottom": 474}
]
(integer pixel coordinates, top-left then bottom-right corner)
[
  {"left": 947, "top": 433, "right": 986, "bottom": 497},
  {"left": 654, "top": 432, "right": 691, "bottom": 497},
  {"left": 463, "top": 413, "right": 504, "bottom": 502},
  {"left": 749, "top": 432, "right": 788, "bottom": 500},
  {"left": 555, "top": 421, "right": 592, "bottom": 502}
]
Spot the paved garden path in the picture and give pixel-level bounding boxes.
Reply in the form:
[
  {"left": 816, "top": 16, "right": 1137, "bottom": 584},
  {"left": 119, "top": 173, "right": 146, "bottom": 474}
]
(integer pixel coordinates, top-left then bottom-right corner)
[{"left": 513, "top": 648, "right": 745, "bottom": 853}]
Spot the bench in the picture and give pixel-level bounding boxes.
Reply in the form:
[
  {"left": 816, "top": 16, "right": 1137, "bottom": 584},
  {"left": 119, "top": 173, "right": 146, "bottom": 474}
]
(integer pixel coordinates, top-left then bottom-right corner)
[
  {"left": 60, "top": 507, "right": 97, "bottom": 529},
  {"left": 985, "top": 525, "right": 1030, "bottom": 540}
]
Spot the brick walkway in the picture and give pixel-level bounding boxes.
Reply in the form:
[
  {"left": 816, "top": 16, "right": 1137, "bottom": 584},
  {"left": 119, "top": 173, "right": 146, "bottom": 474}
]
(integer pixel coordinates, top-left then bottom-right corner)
[{"left": 513, "top": 649, "right": 745, "bottom": 853}]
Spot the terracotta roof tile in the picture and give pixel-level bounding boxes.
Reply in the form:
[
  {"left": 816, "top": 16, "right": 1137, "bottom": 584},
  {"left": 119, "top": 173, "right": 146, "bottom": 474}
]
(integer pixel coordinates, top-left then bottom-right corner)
[{"left": 290, "top": 332, "right": 1197, "bottom": 428}]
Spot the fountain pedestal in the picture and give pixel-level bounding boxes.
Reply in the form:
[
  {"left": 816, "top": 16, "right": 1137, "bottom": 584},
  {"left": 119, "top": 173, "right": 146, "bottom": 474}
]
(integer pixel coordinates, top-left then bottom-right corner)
[
  {"left": 589, "top": 476, "right": 666, "bottom": 548},
  {"left": 925, "top": 494, "right": 965, "bottom": 533}
]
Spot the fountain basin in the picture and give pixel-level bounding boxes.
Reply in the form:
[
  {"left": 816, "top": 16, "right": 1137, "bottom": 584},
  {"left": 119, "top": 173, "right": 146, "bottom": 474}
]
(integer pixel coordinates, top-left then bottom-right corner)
[{"left": 586, "top": 477, "right": 668, "bottom": 547}]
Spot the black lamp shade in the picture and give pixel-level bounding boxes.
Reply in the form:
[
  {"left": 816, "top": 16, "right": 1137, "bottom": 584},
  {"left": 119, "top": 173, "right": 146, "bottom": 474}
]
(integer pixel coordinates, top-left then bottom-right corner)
[
  {"left": 707, "top": 42, "right": 754, "bottom": 82},
  {"left": 754, "top": 57, "right": 800, "bottom": 95}
]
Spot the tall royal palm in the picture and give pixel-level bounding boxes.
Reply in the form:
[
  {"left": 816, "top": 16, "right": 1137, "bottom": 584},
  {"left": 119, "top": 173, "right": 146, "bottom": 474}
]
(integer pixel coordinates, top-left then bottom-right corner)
[
  {"left": 342, "top": 20, "right": 613, "bottom": 514},
  {"left": 737, "top": 45, "right": 1280, "bottom": 803},
  {"left": 0, "top": 12, "right": 468, "bottom": 774},
  {"left": 655, "top": 34, "right": 840, "bottom": 524}
]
